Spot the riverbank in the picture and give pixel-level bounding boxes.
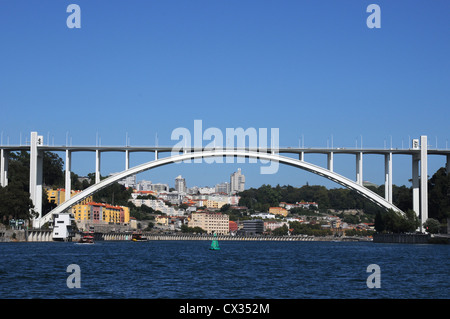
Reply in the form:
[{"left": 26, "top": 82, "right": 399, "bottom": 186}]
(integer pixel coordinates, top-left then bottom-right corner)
[
  {"left": 3, "top": 228, "right": 448, "bottom": 244},
  {"left": 373, "top": 233, "right": 450, "bottom": 244},
  {"left": 1, "top": 228, "right": 373, "bottom": 242},
  {"left": 145, "top": 234, "right": 317, "bottom": 241}
]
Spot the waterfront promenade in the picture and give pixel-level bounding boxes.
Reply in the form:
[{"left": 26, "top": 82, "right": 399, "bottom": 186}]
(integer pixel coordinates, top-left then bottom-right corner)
[
  {"left": 145, "top": 234, "right": 317, "bottom": 241},
  {"left": 1, "top": 228, "right": 375, "bottom": 242}
]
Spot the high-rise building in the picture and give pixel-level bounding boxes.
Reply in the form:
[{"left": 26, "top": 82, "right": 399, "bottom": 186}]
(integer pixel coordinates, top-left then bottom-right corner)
[
  {"left": 215, "top": 182, "right": 230, "bottom": 194},
  {"left": 230, "top": 168, "right": 245, "bottom": 194},
  {"left": 137, "top": 180, "right": 152, "bottom": 191},
  {"left": 151, "top": 183, "right": 169, "bottom": 193},
  {"left": 118, "top": 174, "right": 136, "bottom": 189},
  {"left": 175, "top": 175, "right": 186, "bottom": 193}
]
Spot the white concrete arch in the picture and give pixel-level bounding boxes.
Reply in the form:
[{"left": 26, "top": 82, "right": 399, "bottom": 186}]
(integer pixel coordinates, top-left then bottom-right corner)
[{"left": 38, "top": 150, "right": 403, "bottom": 227}]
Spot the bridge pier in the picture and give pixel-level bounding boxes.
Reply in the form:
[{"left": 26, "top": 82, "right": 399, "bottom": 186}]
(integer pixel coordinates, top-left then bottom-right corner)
[
  {"left": 385, "top": 152, "right": 393, "bottom": 203},
  {"left": 65, "top": 150, "right": 72, "bottom": 201},
  {"left": 95, "top": 149, "right": 101, "bottom": 183},
  {"left": 446, "top": 154, "right": 450, "bottom": 175},
  {"left": 327, "top": 152, "right": 333, "bottom": 172},
  {"left": 412, "top": 155, "right": 420, "bottom": 216},
  {"left": 420, "top": 135, "right": 428, "bottom": 231},
  {"left": 356, "top": 152, "right": 363, "bottom": 185},
  {"left": 125, "top": 150, "right": 130, "bottom": 170},
  {"left": 0, "top": 149, "right": 8, "bottom": 187},
  {"left": 30, "top": 132, "right": 43, "bottom": 227}
]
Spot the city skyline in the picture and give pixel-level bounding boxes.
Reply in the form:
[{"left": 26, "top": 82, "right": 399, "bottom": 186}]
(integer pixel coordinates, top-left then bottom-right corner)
[
  {"left": 124, "top": 168, "right": 244, "bottom": 194},
  {"left": 1, "top": 1, "right": 449, "bottom": 190}
]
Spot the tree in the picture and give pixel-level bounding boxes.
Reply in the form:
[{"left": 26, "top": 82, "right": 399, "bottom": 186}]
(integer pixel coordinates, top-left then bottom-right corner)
[
  {"left": 428, "top": 168, "right": 450, "bottom": 222},
  {"left": 93, "top": 182, "right": 132, "bottom": 206},
  {"left": 180, "top": 224, "right": 206, "bottom": 233},
  {"left": 220, "top": 204, "right": 231, "bottom": 212},
  {"left": 144, "top": 222, "right": 154, "bottom": 231},
  {"left": 374, "top": 209, "right": 420, "bottom": 233},
  {"left": 272, "top": 225, "right": 288, "bottom": 236},
  {"left": 8, "top": 151, "right": 65, "bottom": 189},
  {"left": 0, "top": 184, "right": 36, "bottom": 223},
  {"left": 43, "top": 151, "right": 64, "bottom": 187},
  {"left": 423, "top": 218, "right": 441, "bottom": 234}
]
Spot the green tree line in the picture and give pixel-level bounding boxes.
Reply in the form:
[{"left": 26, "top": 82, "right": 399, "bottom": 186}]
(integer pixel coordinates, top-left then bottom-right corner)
[{"left": 238, "top": 168, "right": 449, "bottom": 222}]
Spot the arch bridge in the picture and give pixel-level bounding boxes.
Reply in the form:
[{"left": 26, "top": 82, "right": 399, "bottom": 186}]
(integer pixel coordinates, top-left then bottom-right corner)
[{"left": 1, "top": 132, "right": 449, "bottom": 232}]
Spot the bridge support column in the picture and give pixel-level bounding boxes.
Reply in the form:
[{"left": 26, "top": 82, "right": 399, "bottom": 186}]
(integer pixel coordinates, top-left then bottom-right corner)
[
  {"left": 125, "top": 150, "right": 129, "bottom": 170},
  {"left": 30, "top": 132, "right": 43, "bottom": 228},
  {"left": 299, "top": 152, "right": 304, "bottom": 161},
  {"left": 420, "top": 135, "right": 428, "bottom": 231},
  {"left": 385, "top": 152, "right": 393, "bottom": 203},
  {"left": 95, "top": 150, "right": 101, "bottom": 184},
  {"left": 446, "top": 154, "right": 450, "bottom": 175},
  {"left": 412, "top": 155, "right": 420, "bottom": 217},
  {"left": 327, "top": 152, "right": 333, "bottom": 172},
  {"left": 356, "top": 152, "right": 363, "bottom": 185},
  {"left": 65, "top": 150, "right": 72, "bottom": 201},
  {"left": 0, "top": 149, "right": 8, "bottom": 187},
  {"left": 155, "top": 150, "right": 158, "bottom": 160}
]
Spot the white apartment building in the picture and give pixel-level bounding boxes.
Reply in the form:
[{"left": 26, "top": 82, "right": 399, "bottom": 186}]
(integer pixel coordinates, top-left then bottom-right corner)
[
  {"left": 175, "top": 175, "right": 187, "bottom": 193},
  {"left": 130, "top": 198, "right": 185, "bottom": 216},
  {"left": 198, "top": 187, "right": 215, "bottom": 194},
  {"left": 118, "top": 174, "right": 136, "bottom": 189},
  {"left": 188, "top": 212, "right": 229, "bottom": 235},
  {"left": 152, "top": 183, "right": 169, "bottom": 193},
  {"left": 264, "top": 221, "right": 289, "bottom": 232},
  {"left": 137, "top": 180, "right": 153, "bottom": 191},
  {"left": 52, "top": 213, "right": 75, "bottom": 241},
  {"left": 215, "top": 182, "right": 230, "bottom": 194},
  {"left": 230, "top": 168, "right": 245, "bottom": 194}
]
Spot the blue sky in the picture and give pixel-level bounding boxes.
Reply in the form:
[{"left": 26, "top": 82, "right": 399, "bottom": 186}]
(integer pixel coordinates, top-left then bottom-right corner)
[{"left": 1, "top": 0, "right": 449, "bottom": 189}]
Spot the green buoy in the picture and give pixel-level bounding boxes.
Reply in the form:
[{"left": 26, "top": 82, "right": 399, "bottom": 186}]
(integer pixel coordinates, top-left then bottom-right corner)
[{"left": 209, "top": 232, "right": 220, "bottom": 250}]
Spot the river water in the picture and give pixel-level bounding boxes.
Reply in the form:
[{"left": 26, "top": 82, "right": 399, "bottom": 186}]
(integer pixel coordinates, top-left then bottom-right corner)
[{"left": 0, "top": 240, "right": 448, "bottom": 299}]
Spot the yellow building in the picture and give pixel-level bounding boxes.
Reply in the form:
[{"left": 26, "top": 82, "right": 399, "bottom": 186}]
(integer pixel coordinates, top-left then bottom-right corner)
[
  {"left": 46, "top": 188, "right": 130, "bottom": 225},
  {"left": 206, "top": 200, "right": 228, "bottom": 210},
  {"left": 188, "top": 212, "right": 229, "bottom": 235},
  {"left": 47, "top": 188, "right": 66, "bottom": 205},
  {"left": 269, "top": 207, "right": 288, "bottom": 217},
  {"left": 73, "top": 203, "right": 91, "bottom": 221},
  {"left": 155, "top": 215, "right": 169, "bottom": 226},
  {"left": 72, "top": 202, "right": 130, "bottom": 225},
  {"left": 102, "top": 204, "right": 129, "bottom": 224},
  {"left": 47, "top": 188, "right": 93, "bottom": 206}
]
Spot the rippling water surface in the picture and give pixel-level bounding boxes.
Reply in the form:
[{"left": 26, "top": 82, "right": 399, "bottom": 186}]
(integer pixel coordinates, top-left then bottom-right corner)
[{"left": 0, "top": 241, "right": 448, "bottom": 299}]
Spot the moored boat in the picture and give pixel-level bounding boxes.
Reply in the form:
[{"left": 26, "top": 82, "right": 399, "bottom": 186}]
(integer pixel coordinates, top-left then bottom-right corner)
[
  {"left": 132, "top": 232, "right": 148, "bottom": 241},
  {"left": 78, "top": 231, "right": 94, "bottom": 244}
]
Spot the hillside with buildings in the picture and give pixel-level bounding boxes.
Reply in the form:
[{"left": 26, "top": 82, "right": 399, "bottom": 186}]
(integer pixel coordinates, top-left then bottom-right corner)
[{"left": 1, "top": 151, "right": 448, "bottom": 238}]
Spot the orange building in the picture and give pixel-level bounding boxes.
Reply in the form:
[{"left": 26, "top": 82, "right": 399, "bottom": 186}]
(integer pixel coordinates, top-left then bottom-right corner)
[
  {"left": 47, "top": 188, "right": 93, "bottom": 206},
  {"left": 269, "top": 207, "right": 288, "bottom": 217},
  {"left": 72, "top": 202, "right": 130, "bottom": 225},
  {"left": 229, "top": 221, "right": 238, "bottom": 233}
]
